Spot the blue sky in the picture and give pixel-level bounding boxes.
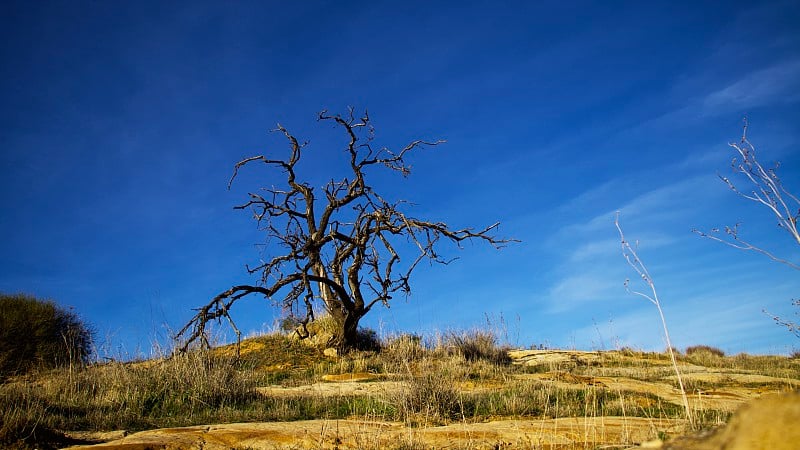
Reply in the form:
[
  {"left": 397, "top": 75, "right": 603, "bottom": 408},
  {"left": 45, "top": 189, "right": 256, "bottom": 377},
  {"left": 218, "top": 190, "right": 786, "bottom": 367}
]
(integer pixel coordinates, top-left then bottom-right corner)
[{"left": 1, "top": 1, "right": 799, "bottom": 357}]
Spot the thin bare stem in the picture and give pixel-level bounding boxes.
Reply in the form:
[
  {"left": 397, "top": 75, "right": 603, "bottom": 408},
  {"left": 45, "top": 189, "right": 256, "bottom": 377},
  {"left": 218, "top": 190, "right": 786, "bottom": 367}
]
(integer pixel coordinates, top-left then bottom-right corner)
[{"left": 615, "top": 212, "right": 694, "bottom": 428}]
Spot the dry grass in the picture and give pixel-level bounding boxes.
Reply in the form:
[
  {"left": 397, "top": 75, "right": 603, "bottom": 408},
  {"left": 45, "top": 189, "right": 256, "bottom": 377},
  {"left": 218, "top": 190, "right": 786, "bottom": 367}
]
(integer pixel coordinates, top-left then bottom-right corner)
[{"left": 1, "top": 331, "right": 798, "bottom": 449}]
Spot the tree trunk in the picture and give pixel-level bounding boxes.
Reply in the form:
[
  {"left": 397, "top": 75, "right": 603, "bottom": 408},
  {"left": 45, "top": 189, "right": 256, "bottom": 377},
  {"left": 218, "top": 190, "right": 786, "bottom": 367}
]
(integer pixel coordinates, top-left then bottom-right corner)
[{"left": 331, "top": 311, "right": 363, "bottom": 352}]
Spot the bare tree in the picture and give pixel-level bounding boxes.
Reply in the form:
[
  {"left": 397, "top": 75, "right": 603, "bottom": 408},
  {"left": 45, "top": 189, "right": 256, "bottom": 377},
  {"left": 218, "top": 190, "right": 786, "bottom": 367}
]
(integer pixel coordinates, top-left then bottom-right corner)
[
  {"left": 693, "top": 119, "right": 799, "bottom": 337},
  {"left": 177, "top": 109, "right": 513, "bottom": 353}
]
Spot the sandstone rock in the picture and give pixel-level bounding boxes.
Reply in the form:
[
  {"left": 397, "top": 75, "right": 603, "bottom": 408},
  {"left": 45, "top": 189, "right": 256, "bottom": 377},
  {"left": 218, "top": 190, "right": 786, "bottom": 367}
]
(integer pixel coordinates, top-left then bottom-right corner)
[
  {"left": 320, "top": 372, "right": 378, "bottom": 382},
  {"left": 63, "top": 417, "right": 685, "bottom": 449},
  {"left": 665, "top": 390, "right": 800, "bottom": 450}
]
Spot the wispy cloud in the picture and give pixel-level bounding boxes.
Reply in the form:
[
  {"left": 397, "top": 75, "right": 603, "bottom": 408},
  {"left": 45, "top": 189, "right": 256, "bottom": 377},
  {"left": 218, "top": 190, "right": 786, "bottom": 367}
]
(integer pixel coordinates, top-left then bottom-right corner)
[
  {"left": 610, "top": 58, "right": 800, "bottom": 143},
  {"left": 567, "top": 235, "right": 676, "bottom": 263},
  {"left": 546, "top": 273, "right": 620, "bottom": 313},
  {"left": 567, "top": 238, "right": 619, "bottom": 262},
  {"left": 570, "top": 288, "right": 796, "bottom": 354},
  {"left": 615, "top": 176, "right": 716, "bottom": 218},
  {"left": 542, "top": 174, "right": 732, "bottom": 318},
  {"left": 541, "top": 166, "right": 800, "bottom": 352},
  {"left": 554, "top": 175, "right": 719, "bottom": 241},
  {"left": 701, "top": 60, "right": 800, "bottom": 114}
]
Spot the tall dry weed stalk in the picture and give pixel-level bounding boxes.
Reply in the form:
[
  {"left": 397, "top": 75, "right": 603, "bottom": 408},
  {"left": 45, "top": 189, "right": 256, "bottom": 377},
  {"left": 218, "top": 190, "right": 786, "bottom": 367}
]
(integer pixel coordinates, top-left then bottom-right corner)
[
  {"left": 694, "top": 120, "right": 800, "bottom": 267},
  {"left": 694, "top": 121, "right": 800, "bottom": 340},
  {"left": 615, "top": 212, "right": 693, "bottom": 428}
]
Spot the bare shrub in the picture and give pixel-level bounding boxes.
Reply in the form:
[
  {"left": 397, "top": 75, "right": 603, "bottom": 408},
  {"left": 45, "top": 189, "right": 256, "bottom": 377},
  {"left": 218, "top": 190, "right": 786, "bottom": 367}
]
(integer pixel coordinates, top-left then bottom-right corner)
[
  {"left": 694, "top": 120, "right": 799, "bottom": 267},
  {"left": 766, "top": 299, "right": 800, "bottom": 339}
]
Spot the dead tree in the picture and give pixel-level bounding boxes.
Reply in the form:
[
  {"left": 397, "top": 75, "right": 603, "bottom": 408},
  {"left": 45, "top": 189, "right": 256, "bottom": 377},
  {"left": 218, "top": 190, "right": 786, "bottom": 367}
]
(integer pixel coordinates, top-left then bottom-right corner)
[{"left": 177, "top": 109, "right": 513, "bottom": 353}]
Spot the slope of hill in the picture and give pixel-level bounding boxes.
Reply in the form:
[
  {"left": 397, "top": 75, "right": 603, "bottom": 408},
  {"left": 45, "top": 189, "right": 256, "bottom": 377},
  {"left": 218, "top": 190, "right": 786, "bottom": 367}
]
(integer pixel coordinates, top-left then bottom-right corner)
[{"left": 1, "top": 333, "right": 797, "bottom": 449}]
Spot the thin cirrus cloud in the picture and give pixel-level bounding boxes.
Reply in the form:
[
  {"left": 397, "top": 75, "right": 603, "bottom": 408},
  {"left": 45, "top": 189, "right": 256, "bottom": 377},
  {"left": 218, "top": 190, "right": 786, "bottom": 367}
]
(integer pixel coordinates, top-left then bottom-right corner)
[
  {"left": 546, "top": 165, "right": 800, "bottom": 352},
  {"left": 543, "top": 175, "right": 728, "bottom": 316},
  {"left": 701, "top": 60, "right": 800, "bottom": 114},
  {"left": 568, "top": 234, "right": 678, "bottom": 264},
  {"left": 571, "top": 281, "right": 799, "bottom": 355},
  {"left": 555, "top": 175, "right": 721, "bottom": 240},
  {"left": 566, "top": 238, "right": 621, "bottom": 263},
  {"left": 616, "top": 58, "right": 800, "bottom": 141},
  {"left": 546, "top": 274, "right": 621, "bottom": 313},
  {"left": 569, "top": 296, "right": 778, "bottom": 353}
]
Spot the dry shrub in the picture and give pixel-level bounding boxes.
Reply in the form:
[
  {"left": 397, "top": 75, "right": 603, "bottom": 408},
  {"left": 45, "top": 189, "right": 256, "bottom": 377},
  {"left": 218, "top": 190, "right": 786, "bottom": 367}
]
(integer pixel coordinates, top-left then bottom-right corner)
[
  {"left": 684, "top": 345, "right": 727, "bottom": 370},
  {"left": 353, "top": 327, "right": 382, "bottom": 352},
  {"left": 393, "top": 370, "right": 461, "bottom": 425},
  {"left": 443, "top": 330, "right": 511, "bottom": 365},
  {"left": 293, "top": 315, "right": 381, "bottom": 352},
  {"left": 686, "top": 345, "right": 725, "bottom": 357},
  {"left": 0, "top": 293, "right": 93, "bottom": 379},
  {"left": 382, "top": 334, "right": 425, "bottom": 366}
]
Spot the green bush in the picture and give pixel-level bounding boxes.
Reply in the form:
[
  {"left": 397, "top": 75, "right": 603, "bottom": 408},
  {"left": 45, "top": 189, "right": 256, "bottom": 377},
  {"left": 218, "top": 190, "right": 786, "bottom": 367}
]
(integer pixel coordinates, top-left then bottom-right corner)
[{"left": 0, "top": 293, "right": 93, "bottom": 378}]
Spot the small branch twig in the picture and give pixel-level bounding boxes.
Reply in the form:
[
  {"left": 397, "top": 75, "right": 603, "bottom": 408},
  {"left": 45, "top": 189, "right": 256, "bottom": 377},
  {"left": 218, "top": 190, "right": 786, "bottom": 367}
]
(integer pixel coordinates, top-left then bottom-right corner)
[
  {"left": 763, "top": 299, "right": 800, "bottom": 339},
  {"left": 692, "top": 225, "right": 800, "bottom": 271}
]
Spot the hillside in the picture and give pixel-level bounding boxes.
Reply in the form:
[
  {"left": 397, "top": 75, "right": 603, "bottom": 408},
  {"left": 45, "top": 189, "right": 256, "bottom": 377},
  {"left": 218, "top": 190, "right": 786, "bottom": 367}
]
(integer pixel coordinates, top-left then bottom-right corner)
[{"left": 2, "top": 333, "right": 798, "bottom": 449}]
